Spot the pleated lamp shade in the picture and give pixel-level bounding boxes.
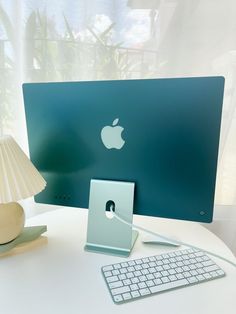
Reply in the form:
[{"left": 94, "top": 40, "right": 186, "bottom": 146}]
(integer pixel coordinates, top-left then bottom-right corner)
[{"left": 0, "top": 135, "right": 46, "bottom": 204}]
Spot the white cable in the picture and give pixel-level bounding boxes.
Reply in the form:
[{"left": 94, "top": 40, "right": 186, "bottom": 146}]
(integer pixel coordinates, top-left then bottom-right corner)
[{"left": 110, "top": 206, "right": 236, "bottom": 269}]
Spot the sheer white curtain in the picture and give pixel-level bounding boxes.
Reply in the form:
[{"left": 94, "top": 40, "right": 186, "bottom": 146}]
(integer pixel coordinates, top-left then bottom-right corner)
[{"left": 0, "top": 0, "right": 235, "bottom": 251}]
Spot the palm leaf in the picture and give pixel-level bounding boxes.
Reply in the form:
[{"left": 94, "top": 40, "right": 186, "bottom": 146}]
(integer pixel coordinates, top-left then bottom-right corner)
[
  {"left": 87, "top": 26, "right": 105, "bottom": 46},
  {"left": 63, "top": 14, "right": 75, "bottom": 41},
  {"left": 100, "top": 22, "right": 115, "bottom": 40},
  {"left": 0, "top": 4, "right": 15, "bottom": 49}
]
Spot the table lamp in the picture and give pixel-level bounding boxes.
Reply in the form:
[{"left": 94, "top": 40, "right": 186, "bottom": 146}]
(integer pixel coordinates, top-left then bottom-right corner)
[{"left": 0, "top": 135, "right": 46, "bottom": 245}]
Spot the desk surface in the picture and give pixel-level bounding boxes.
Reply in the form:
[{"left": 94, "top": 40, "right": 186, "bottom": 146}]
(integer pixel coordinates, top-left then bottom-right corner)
[{"left": 0, "top": 207, "right": 235, "bottom": 314}]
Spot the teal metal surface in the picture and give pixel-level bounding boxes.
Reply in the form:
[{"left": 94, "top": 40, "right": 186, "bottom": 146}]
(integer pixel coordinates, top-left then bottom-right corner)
[
  {"left": 23, "top": 77, "right": 225, "bottom": 223},
  {"left": 85, "top": 180, "right": 138, "bottom": 257}
]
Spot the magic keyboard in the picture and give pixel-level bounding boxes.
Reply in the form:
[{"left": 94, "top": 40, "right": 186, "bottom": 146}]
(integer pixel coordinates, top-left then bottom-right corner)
[{"left": 101, "top": 248, "right": 225, "bottom": 304}]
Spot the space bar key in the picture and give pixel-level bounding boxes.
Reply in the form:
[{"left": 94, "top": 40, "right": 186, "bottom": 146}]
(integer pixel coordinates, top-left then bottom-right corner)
[{"left": 150, "top": 279, "right": 189, "bottom": 294}]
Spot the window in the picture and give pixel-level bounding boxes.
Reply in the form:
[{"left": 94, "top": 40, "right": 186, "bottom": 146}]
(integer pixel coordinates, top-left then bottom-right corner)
[{"left": 0, "top": 0, "right": 235, "bottom": 207}]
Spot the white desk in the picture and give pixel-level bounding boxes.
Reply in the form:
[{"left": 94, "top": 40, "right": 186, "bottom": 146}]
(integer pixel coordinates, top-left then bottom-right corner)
[{"left": 0, "top": 207, "right": 236, "bottom": 314}]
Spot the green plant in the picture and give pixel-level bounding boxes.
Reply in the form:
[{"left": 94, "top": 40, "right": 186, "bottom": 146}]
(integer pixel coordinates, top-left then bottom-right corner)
[{"left": 0, "top": 6, "right": 158, "bottom": 134}]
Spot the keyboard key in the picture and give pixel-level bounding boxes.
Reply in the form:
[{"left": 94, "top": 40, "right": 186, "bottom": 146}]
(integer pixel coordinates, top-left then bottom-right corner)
[
  {"left": 194, "top": 251, "right": 204, "bottom": 257},
  {"left": 130, "top": 284, "right": 138, "bottom": 291},
  {"left": 131, "top": 291, "right": 140, "bottom": 298},
  {"left": 127, "top": 266, "right": 135, "bottom": 272},
  {"left": 203, "top": 273, "right": 211, "bottom": 279},
  {"left": 202, "top": 255, "right": 210, "bottom": 261},
  {"left": 163, "top": 264, "right": 170, "bottom": 270},
  {"left": 168, "top": 275, "right": 177, "bottom": 282},
  {"left": 149, "top": 256, "right": 156, "bottom": 262},
  {"left": 104, "top": 271, "right": 112, "bottom": 277},
  {"left": 176, "top": 273, "right": 184, "bottom": 280},
  {"left": 188, "top": 276, "right": 198, "bottom": 284},
  {"left": 118, "top": 274, "right": 126, "bottom": 280},
  {"left": 107, "top": 276, "right": 119, "bottom": 283},
  {"left": 216, "top": 270, "right": 225, "bottom": 276},
  {"left": 154, "top": 278, "right": 162, "bottom": 285},
  {"left": 150, "top": 279, "right": 189, "bottom": 293},
  {"left": 123, "top": 279, "right": 132, "bottom": 286},
  {"left": 138, "top": 282, "right": 147, "bottom": 289},
  {"left": 141, "top": 269, "right": 149, "bottom": 275},
  {"left": 189, "top": 264, "right": 197, "bottom": 270},
  {"left": 142, "top": 258, "right": 149, "bottom": 263},
  {"left": 147, "top": 274, "right": 155, "bottom": 280},
  {"left": 134, "top": 265, "right": 142, "bottom": 271},
  {"left": 139, "top": 276, "right": 147, "bottom": 282},
  {"left": 202, "top": 260, "right": 215, "bottom": 267},
  {"left": 109, "top": 281, "right": 123, "bottom": 289},
  {"left": 175, "top": 251, "right": 183, "bottom": 256},
  {"left": 190, "top": 270, "right": 198, "bottom": 276},
  {"left": 146, "top": 280, "right": 155, "bottom": 287},
  {"left": 183, "top": 272, "right": 191, "bottom": 278},
  {"left": 120, "top": 268, "right": 127, "bottom": 274},
  {"left": 131, "top": 277, "right": 139, "bottom": 284},
  {"left": 170, "top": 263, "right": 177, "bottom": 268},
  {"left": 123, "top": 292, "right": 132, "bottom": 300},
  {"left": 168, "top": 269, "right": 176, "bottom": 275},
  {"left": 183, "top": 266, "right": 190, "bottom": 271},
  {"left": 197, "top": 268, "right": 205, "bottom": 275},
  {"left": 204, "top": 265, "right": 220, "bottom": 273},
  {"left": 114, "top": 264, "right": 121, "bottom": 269},
  {"left": 111, "top": 286, "right": 130, "bottom": 296},
  {"left": 196, "top": 275, "right": 205, "bottom": 281},
  {"left": 210, "top": 271, "right": 219, "bottom": 278},
  {"left": 121, "top": 262, "right": 128, "bottom": 268},
  {"left": 161, "top": 277, "right": 170, "bottom": 283},
  {"left": 154, "top": 272, "right": 162, "bottom": 278},
  {"left": 176, "top": 267, "right": 183, "bottom": 273},
  {"left": 196, "top": 262, "right": 203, "bottom": 268},
  {"left": 156, "top": 266, "right": 164, "bottom": 271},
  {"left": 113, "top": 295, "right": 123, "bottom": 303},
  {"left": 140, "top": 288, "right": 151, "bottom": 296},
  {"left": 126, "top": 272, "right": 134, "bottom": 279},
  {"left": 176, "top": 256, "right": 183, "bottom": 261},
  {"left": 103, "top": 265, "right": 113, "bottom": 272}
]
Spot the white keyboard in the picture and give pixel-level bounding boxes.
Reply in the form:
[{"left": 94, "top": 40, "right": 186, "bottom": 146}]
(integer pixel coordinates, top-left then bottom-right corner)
[{"left": 101, "top": 248, "right": 225, "bottom": 304}]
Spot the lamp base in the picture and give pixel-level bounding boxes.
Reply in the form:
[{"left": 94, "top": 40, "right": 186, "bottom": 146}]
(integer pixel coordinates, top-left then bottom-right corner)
[
  {"left": 0, "top": 202, "right": 25, "bottom": 244},
  {"left": 0, "top": 236, "right": 47, "bottom": 257},
  {"left": 0, "top": 225, "right": 47, "bottom": 255}
]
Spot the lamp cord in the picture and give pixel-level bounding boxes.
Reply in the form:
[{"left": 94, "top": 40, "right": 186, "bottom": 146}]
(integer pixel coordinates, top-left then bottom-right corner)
[{"left": 110, "top": 206, "right": 236, "bottom": 269}]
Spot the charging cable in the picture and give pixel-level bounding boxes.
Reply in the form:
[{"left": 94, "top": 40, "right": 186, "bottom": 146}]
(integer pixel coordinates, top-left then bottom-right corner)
[{"left": 110, "top": 206, "right": 236, "bottom": 269}]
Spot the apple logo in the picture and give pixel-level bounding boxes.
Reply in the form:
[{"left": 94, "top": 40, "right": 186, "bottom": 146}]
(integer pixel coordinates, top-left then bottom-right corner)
[{"left": 101, "top": 118, "right": 125, "bottom": 149}]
